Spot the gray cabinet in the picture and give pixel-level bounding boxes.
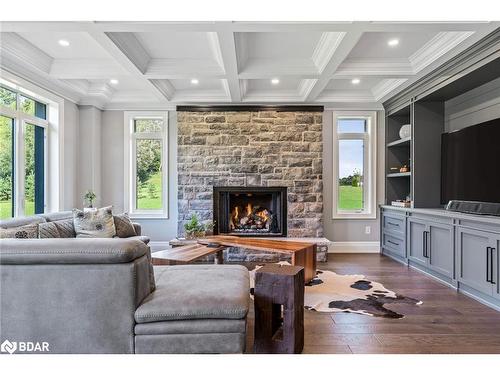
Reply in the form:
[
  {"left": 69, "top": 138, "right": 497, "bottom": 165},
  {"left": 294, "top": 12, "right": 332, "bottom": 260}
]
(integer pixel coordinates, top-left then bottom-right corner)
[
  {"left": 457, "top": 227, "right": 497, "bottom": 296},
  {"left": 427, "top": 222, "right": 454, "bottom": 279},
  {"left": 407, "top": 218, "right": 427, "bottom": 267},
  {"left": 491, "top": 236, "right": 500, "bottom": 300},
  {"left": 407, "top": 217, "right": 454, "bottom": 278}
]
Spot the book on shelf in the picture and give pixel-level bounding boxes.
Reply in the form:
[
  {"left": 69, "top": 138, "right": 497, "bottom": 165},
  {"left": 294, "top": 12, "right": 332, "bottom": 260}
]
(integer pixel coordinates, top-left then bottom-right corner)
[{"left": 391, "top": 201, "right": 411, "bottom": 208}]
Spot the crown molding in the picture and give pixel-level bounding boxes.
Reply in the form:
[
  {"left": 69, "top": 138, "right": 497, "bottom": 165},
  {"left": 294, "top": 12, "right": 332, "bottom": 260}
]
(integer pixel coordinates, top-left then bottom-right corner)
[
  {"left": 1, "top": 58, "right": 82, "bottom": 103},
  {"left": 410, "top": 31, "right": 475, "bottom": 73},
  {"left": 371, "top": 79, "right": 408, "bottom": 101},
  {"left": 0, "top": 32, "right": 53, "bottom": 74},
  {"left": 312, "top": 32, "right": 346, "bottom": 73}
]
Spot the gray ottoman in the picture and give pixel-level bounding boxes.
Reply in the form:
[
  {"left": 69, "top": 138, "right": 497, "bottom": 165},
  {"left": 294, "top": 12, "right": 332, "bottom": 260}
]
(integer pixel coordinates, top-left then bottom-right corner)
[{"left": 134, "top": 265, "right": 250, "bottom": 354}]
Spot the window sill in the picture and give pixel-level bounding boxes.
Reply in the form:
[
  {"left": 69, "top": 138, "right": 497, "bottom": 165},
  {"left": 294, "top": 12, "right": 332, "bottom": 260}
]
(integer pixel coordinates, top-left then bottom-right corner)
[
  {"left": 332, "top": 213, "right": 377, "bottom": 220},
  {"left": 129, "top": 215, "right": 169, "bottom": 220}
]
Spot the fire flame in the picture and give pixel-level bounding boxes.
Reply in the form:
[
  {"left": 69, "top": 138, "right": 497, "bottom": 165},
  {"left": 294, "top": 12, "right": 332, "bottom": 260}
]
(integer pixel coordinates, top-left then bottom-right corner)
[{"left": 230, "top": 202, "right": 271, "bottom": 231}]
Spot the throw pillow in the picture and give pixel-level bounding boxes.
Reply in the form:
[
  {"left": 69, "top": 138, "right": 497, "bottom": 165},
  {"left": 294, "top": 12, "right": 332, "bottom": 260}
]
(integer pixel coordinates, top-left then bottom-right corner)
[
  {"left": 73, "top": 206, "right": 116, "bottom": 238},
  {"left": 53, "top": 218, "right": 76, "bottom": 238},
  {"left": 0, "top": 224, "right": 39, "bottom": 239},
  {"left": 38, "top": 222, "right": 61, "bottom": 238},
  {"left": 113, "top": 213, "right": 137, "bottom": 238}
]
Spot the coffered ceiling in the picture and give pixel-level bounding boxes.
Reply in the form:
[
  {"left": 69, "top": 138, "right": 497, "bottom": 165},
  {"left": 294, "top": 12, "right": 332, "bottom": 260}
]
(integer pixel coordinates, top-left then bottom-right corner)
[{"left": 0, "top": 21, "right": 498, "bottom": 109}]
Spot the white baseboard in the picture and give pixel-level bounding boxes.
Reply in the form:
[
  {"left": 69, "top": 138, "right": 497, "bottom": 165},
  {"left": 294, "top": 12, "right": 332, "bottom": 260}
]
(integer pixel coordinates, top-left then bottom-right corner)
[{"left": 329, "top": 241, "right": 380, "bottom": 253}]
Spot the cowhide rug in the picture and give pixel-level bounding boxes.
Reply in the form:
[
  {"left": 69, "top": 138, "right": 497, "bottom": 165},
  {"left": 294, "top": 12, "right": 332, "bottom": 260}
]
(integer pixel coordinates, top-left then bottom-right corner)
[{"left": 250, "top": 262, "right": 422, "bottom": 319}]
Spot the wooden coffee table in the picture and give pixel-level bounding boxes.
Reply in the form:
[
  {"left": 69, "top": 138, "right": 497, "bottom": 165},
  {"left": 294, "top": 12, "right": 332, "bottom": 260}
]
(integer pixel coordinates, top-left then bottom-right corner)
[{"left": 152, "top": 235, "right": 317, "bottom": 283}]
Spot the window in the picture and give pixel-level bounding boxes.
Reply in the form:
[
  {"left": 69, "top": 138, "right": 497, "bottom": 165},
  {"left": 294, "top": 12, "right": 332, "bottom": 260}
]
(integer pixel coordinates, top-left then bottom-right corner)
[
  {"left": 0, "top": 85, "right": 47, "bottom": 219},
  {"left": 124, "top": 112, "right": 168, "bottom": 218},
  {"left": 332, "top": 111, "right": 376, "bottom": 219}
]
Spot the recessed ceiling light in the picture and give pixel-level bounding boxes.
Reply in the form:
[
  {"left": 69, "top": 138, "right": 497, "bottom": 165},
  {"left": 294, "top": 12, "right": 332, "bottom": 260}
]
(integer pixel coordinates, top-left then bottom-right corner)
[
  {"left": 58, "top": 39, "right": 70, "bottom": 47},
  {"left": 109, "top": 79, "right": 119, "bottom": 85},
  {"left": 351, "top": 78, "right": 361, "bottom": 85},
  {"left": 271, "top": 78, "right": 280, "bottom": 85},
  {"left": 388, "top": 38, "right": 399, "bottom": 47},
  {"left": 190, "top": 78, "right": 199, "bottom": 85}
]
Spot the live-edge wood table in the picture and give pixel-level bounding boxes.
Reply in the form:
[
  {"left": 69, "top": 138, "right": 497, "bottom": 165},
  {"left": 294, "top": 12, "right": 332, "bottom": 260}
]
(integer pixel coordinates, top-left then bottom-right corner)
[{"left": 152, "top": 235, "right": 317, "bottom": 283}]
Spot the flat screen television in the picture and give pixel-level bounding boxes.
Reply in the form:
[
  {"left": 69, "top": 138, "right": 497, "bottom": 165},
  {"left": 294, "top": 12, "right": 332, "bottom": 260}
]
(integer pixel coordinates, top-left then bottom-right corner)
[{"left": 441, "top": 118, "right": 500, "bottom": 204}]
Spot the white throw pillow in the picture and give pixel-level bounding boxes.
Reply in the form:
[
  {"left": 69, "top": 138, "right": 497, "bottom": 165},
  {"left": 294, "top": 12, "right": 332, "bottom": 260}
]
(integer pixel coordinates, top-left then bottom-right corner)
[{"left": 73, "top": 206, "right": 116, "bottom": 238}]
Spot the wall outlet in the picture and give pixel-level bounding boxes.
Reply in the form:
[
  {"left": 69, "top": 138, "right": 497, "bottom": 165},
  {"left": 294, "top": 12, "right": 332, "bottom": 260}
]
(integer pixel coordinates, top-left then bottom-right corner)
[{"left": 365, "top": 226, "right": 371, "bottom": 234}]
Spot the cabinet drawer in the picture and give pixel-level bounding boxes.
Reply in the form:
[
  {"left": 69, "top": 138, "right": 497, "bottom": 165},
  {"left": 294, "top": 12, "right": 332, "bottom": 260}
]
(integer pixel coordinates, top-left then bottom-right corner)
[
  {"left": 383, "top": 214, "right": 405, "bottom": 234},
  {"left": 383, "top": 232, "right": 405, "bottom": 257}
]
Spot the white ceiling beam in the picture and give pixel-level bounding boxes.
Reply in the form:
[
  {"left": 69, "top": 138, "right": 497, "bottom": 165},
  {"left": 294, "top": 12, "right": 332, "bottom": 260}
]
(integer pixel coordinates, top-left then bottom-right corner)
[
  {"left": 214, "top": 23, "right": 242, "bottom": 102},
  {"left": 306, "top": 30, "right": 364, "bottom": 101},
  {"left": 86, "top": 27, "right": 168, "bottom": 102}
]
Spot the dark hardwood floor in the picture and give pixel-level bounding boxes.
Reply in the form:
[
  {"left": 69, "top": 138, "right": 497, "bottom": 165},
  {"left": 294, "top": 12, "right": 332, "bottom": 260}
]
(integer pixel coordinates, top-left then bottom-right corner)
[{"left": 245, "top": 253, "right": 500, "bottom": 354}]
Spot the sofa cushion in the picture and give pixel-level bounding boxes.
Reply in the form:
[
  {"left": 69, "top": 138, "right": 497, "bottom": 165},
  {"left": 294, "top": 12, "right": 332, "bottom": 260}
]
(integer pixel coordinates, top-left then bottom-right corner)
[
  {"left": 0, "top": 223, "right": 39, "bottom": 239},
  {"left": 134, "top": 318, "right": 246, "bottom": 335},
  {"left": 38, "top": 222, "right": 61, "bottom": 238},
  {"left": 41, "top": 211, "right": 73, "bottom": 222},
  {"left": 0, "top": 216, "right": 46, "bottom": 229},
  {"left": 134, "top": 265, "right": 249, "bottom": 323},
  {"left": 114, "top": 213, "right": 137, "bottom": 238},
  {"left": 73, "top": 206, "right": 116, "bottom": 238}
]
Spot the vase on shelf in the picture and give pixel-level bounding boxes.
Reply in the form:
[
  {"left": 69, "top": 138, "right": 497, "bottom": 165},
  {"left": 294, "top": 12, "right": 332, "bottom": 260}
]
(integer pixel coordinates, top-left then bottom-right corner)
[{"left": 399, "top": 124, "right": 411, "bottom": 139}]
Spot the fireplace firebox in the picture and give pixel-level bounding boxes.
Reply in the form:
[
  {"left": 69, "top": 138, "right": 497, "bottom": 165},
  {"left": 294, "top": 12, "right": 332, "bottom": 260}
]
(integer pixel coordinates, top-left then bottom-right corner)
[{"left": 213, "top": 187, "right": 287, "bottom": 237}]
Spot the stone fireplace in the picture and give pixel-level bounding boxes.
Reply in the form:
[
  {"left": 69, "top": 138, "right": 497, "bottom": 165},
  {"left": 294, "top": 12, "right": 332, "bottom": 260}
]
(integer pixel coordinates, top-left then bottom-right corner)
[
  {"left": 213, "top": 186, "right": 287, "bottom": 237},
  {"left": 177, "top": 108, "right": 324, "bottom": 261}
]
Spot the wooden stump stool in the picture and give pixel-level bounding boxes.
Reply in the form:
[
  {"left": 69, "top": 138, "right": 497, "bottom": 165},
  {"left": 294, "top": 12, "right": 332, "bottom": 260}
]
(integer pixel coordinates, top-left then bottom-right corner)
[{"left": 254, "top": 264, "right": 304, "bottom": 354}]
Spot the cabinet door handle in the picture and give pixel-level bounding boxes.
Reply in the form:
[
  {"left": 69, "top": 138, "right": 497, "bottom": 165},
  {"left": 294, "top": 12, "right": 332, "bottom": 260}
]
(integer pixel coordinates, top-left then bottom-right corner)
[
  {"left": 387, "top": 240, "right": 399, "bottom": 246},
  {"left": 486, "top": 247, "right": 491, "bottom": 283},
  {"left": 491, "top": 247, "right": 496, "bottom": 285},
  {"left": 422, "top": 231, "right": 429, "bottom": 258},
  {"left": 388, "top": 222, "right": 399, "bottom": 227}
]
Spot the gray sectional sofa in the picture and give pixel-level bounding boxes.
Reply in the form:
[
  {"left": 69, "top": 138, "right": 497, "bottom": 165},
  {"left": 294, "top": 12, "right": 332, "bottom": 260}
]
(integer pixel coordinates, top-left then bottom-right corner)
[{"left": 0, "top": 212, "right": 250, "bottom": 354}]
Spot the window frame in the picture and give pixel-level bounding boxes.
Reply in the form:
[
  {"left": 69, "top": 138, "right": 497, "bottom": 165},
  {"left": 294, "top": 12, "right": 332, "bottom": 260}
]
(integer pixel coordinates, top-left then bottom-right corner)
[
  {"left": 124, "top": 111, "right": 169, "bottom": 219},
  {"left": 0, "top": 87, "right": 49, "bottom": 218},
  {"left": 332, "top": 111, "right": 377, "bottom": 219}
]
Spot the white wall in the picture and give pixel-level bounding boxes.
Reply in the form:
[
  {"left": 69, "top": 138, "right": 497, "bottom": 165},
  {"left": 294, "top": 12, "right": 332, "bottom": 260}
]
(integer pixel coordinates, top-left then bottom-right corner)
[
  {"left": 100, "top": 110, "right": 178, "bottom": 244},
  {"left": 322, "top": 110, "right": 385, "bottom": 243},
  {"left": 62, "top": 99, "right": 79, "bottom": 209},
  {"left": 96, "top": 108, "right": 385, "bottom": 245},
  {"left": 445, "top": 77, "right": 500, "bottom": 132},
  {"left": 77, "top": 106, "right": 102, "bottom": 207}
]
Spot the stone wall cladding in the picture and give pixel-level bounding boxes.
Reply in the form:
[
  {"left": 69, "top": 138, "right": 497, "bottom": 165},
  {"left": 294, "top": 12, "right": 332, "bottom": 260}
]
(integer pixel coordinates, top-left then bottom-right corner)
[{"left": 177, "top": 110, "right": 324, "bottom": 258}]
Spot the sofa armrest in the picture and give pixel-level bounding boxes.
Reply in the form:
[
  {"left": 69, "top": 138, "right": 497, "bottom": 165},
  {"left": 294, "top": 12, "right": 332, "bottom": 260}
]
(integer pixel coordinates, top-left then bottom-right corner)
[
  {"left": 132, "top": 222, "right": 142, "bottom": 236},
  {"left": 0, "top": 238, "right": 148, "bottom": 265}
]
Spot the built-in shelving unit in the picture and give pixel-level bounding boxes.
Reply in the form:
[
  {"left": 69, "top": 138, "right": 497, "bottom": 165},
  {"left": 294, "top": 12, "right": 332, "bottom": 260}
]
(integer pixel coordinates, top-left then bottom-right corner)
[
  {"left": 385, "top": 105, "right": 412, "bottom": 205},
  {"left": 387, "top": 137, "right": 411, "bottom": 147},
  {"left": 387, "top": 172, "right": 411, "bottom": 178},
  {"left": 384, "top": 28, "right": 500, "bottom": 210}
]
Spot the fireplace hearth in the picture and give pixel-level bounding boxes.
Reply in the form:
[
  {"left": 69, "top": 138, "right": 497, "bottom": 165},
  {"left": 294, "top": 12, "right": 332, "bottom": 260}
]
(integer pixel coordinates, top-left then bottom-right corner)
[{"left": 213, "top": 187, "right": 287, "bottom": 237}]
